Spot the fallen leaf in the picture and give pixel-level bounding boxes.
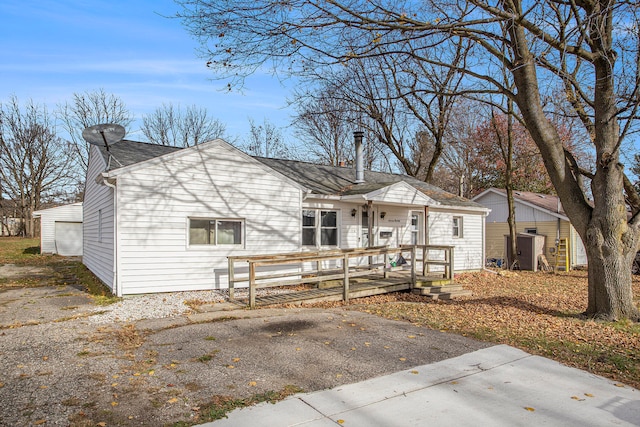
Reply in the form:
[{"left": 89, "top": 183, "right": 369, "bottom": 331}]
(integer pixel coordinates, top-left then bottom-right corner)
[
  {"left": 97, "top": 423, "right": 106, "bottom": 427},
  {"left": 351, "top": 347, "right": 356, "bottom": 351},
  {"left": 324, "top": 341, "right": 331, "bottom": 345},
  {"left": 248, "top": 381, "right": 257, "bottom": 387},
  {"left": 571, "top": 396, "right": 585, "bottom": 401},
  {"left": 407, "top": 335, "right": 416, "bottom": 339},
  {"left": 614, "top": 383, "right": 625, "bottom": 388},
  {"left": 410, "top": 370, "right": 419, "bottom": 374},
  {"left": 148, "top": 370, "right": 155, "bottom": 376},
  {"left": 295, "top": 348, "right": 301, "bottom": 351},
  {"left": 337, "top": 420, "right": 345, "bottom": 425},
  {"left": 42, "top": 356, "right": 48, "bottom": 361},
  {"left": 364, "top": 342, "right": 371, "bottom": 346},
  {"left": 167, "top": 397, "right": 178, "bottom": 404},
  {"left": 111, "top": 383, "right": 118, "bottom": 387},
  {"left": 232, "top": 358, "right": 241, "bottom": 362},
  {"left": 33, "top": 420, "right": 46, "bottom": 425},
  {"left": 39, "top": 385, "right": 48, "bottom": 389},
  {"left": 133, "top": 373, "right": 140, "bottom": 377},
  {"left": 399, "top": 357, "right": 406, "bottom": 361},
  {"left": 336, "top": 373, "right": 343, "bottom": 378},
  {"left": 227, "top": 365, "right": 235, "bottom": 369},
  {"left": 111, "top": 401, "right": 118, "bottom": 407},
  {"left": 112, "top": 375, "right": 119, "bottom": 379},
  {"left": 524, "top": 407, "right": 535, "bottom": 412},
  {"left": 584, "top": 393, "right": 594, "bottom": 397}
]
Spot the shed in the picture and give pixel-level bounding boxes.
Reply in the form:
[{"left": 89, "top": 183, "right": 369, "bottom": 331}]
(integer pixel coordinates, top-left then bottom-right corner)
[{"left": 33, "top": 203, "right": 83, "bottom": 256}]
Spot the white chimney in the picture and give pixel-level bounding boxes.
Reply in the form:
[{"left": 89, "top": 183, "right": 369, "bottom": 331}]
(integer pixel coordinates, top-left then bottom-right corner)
[{"left": 354, "top": 131, "right": 365, "bottom": 184}]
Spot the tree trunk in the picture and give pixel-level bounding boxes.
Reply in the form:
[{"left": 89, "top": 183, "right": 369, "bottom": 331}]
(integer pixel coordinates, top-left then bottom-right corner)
[{"left": 506, "top": 5, "right": 639, "bottom": 320}]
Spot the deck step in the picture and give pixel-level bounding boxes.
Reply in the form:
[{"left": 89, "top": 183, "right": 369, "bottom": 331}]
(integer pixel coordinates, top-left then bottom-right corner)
[{"left": 412, "top": 285, "right": 472, "bottom": 300}]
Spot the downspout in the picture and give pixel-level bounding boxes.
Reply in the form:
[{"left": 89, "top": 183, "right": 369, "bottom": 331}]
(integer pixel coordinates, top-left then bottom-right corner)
[{"left": 102, "top": 176, "right": 120, "bottom": 297}]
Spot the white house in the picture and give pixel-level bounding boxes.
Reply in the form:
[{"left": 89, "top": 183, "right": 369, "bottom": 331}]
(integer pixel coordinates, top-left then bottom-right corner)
[
  {"left": 83, "top": 137, "right": 489, "bottom": 296},
  {"left": 472, "top": 188, "right": 587, "bottom": 269},
  {"left": 33, "top": 202, "right": 83, "bottom": 256}
]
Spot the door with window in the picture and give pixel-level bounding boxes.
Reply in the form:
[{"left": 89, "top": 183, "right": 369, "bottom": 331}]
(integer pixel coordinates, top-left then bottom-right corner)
[{"left": 410, "top": 212, "right": 424, "bottom": 245}]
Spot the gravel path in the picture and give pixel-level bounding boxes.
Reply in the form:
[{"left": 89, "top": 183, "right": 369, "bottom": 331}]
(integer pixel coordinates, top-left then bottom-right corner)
[{"left": 88, "top": 288, "right": 281, "bottom": 323}]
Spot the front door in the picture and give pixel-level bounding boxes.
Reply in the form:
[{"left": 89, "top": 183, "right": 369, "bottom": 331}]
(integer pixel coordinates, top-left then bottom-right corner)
[{"left": 410, "top": 212, "right": 424, "bottom": 245}]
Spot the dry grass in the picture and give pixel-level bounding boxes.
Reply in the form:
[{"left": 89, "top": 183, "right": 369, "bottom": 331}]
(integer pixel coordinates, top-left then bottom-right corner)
[
  {"left": 335, "top": 270, "right": 640, "bottom": 390},
  {"left": 0, "top": 237, "right": 119, "bottom": 304}
]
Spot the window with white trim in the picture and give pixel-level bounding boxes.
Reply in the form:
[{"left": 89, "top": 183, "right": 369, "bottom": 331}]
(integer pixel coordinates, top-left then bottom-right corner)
[
  {"left": 302, "top": 209, "right": 338, "bottom": 247},
  {"left": 189, "top": 218, "right": 243, "bottom": 245},
  {"left": 452, "top": 216, "right": 463, "bottom": 238}
]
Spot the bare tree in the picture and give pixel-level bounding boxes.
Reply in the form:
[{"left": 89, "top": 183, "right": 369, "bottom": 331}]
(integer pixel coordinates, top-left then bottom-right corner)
[
  {"left": 0, "top": 96, "right": 76, "bottom": 237},
  {"left": 57, "top": 89, "right": 133, "bottom": 173},
  {"left": 243, "top": 118, "right": 293, "bottom": 158},
  {"left": 141, "top": 103, "right": 227, "bottom": 147},
  {"left": 176, "top": 0, "right": 640, "bottom": 320},
  {"left": 292, "top": 88, "right": 354, "bottom": 165}
]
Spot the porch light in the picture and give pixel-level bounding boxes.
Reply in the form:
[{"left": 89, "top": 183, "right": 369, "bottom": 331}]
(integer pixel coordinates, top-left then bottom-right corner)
[
  {"left": 351, "top": 208, "right": 357, "bottom": 217},
  {"left": 380, "top": 211, "right": 387, "bottom": 219}
]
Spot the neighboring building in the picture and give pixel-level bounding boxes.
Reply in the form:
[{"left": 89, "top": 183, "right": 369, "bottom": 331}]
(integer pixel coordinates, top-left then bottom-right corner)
[
  {"left": 472, "top": 188, "right": 587, "bottom": 269},
  {"left": 84, "top": 137, "right": 489, "bottom": 296},
  {"left": 1, "top": 200, "right": 23, "bottom": 236},
  {"left": 32, "top": 203, "right": 83, "bottom": 256}
]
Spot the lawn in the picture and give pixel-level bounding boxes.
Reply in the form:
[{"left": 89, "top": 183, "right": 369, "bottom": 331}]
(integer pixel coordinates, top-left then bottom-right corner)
[{"left": 345, "top": 270, "right": 640, "bottom": 390}]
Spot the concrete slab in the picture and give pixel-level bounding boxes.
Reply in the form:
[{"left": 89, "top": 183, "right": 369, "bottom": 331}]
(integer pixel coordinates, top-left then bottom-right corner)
[{"left": 201, "top": 345, "right": 640, "bottom": 427}]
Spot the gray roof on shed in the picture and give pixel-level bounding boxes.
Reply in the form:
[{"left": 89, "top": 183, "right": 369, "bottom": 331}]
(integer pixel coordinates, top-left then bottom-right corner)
[{"left": 96, "top": 140, "right": 482, "bottom": 208}]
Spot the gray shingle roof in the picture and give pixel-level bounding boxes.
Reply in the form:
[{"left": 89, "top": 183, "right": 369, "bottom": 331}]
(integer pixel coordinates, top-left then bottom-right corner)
[
  {"left": 97, "top": 139, "right": 183, "bottom": 171},
  {"left": 96, "top": 140, "right": 482, "bottom": 209},
  {"left": 255, "top": 157, "right": 483, "bottom": 208}
]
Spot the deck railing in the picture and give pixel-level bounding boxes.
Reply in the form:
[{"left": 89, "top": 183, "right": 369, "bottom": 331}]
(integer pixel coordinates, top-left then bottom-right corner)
[{"left": 228, "top": 245, "right": 454, "bottom": 308}]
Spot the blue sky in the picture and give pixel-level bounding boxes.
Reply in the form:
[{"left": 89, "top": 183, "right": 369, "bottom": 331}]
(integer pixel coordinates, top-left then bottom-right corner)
[{"left": 0, "top": 0, "right": 295, "bottom": 143}]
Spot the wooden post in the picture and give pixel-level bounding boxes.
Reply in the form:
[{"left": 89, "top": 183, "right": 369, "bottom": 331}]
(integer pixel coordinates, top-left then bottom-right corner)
[
  {"left": 410, "top": 246, "right": 416, "bottom": 288},
  {"left": 249, "top": 262, "right": 256, "bottom": 309},
  {"left": 449, "top": 247, "right": 455, "bottom": 283},
  {"left": 317, "top": 259, "right": 323, "bottom": 288},
  {"left": 228, "top": 257, "right": 235, "bottom": 301},
  {"left": 343, "top": 254, "right": 350, "bottom": 302}
]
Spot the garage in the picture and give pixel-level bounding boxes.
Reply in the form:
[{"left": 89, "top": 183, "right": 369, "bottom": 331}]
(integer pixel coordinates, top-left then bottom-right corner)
[
  {"left": 33, "top": 203, "right": 83, "bottom": 256},
  {"left": 54, "top": 221, "right": 83, "bottom": 256}
]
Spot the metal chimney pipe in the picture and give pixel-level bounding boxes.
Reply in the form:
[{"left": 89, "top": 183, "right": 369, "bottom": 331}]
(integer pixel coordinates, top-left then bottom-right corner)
[{"left": 354, "top": 131, "right": 365, "bottom": 184}]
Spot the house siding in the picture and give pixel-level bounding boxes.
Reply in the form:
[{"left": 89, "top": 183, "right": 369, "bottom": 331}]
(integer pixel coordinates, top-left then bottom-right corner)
[
  {"left": 36, "top": 203, "right": 83, "bottom": 254},
  {"left": 428, "top": 208, "right": 485, "bottom": 271},
  {"left": 83, "top": 147, "right": 115, "bottom": 290},
  {"left": 114, "top": 142, "right": 303, "bottom": 294},
  {"left": 481, "top": 191, "right": 560, "bottom": 222}
]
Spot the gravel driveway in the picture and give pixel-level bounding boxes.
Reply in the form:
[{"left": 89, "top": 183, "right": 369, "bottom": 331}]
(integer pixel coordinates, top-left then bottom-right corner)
[{"left": 0, "top": 269, "right": 490, "bottom": 426}]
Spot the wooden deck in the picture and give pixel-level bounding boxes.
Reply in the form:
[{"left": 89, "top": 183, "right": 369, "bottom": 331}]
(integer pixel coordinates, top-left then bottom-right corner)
[{"left": 228, "top": 246, "right": 458, "bottom": 308}]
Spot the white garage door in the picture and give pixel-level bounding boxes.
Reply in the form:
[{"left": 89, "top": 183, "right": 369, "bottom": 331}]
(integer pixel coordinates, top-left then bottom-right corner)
[{"left": 55, "top": 221, "right": 83, "bottom": 256}]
